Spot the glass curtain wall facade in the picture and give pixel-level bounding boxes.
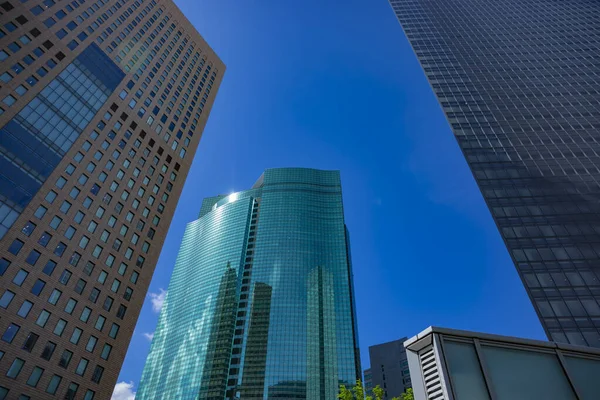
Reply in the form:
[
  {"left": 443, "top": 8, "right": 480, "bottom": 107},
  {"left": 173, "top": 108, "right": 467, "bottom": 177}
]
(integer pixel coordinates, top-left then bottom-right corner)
[
  {"left": 137, "top": 168, "right": 361, "bottom": 400},
  {"left": 389, "top": 0, "right": 600, "bottom": 347},
  {"left": 0, "top": 0, "right": 224, "bottom": 399}
]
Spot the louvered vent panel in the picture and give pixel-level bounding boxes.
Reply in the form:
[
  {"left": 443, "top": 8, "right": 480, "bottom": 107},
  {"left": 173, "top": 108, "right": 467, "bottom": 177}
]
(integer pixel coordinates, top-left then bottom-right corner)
[{"left": 419, "top": 346, "right": 446, "bottom": 400}]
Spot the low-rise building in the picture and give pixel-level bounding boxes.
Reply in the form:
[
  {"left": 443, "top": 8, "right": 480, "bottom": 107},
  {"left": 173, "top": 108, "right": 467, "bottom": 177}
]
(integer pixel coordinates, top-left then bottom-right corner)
[{"left": 404, "top": 327, "right": 600, "bottom": 400}]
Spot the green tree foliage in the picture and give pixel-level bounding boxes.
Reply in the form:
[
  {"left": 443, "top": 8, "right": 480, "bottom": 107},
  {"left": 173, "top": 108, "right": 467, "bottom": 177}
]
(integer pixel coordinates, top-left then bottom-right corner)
[
  {"left": 400, "top": 388, "right": 414, "bottom": 400},
  {"left": 372, "top": 385, "right": 383, "bottom": 400},
  {"left": 337, "top": 380, "right": 403, "bottom": 400},
  {"left": 338, "top": 385, "right": 354, "bottom": 400}
]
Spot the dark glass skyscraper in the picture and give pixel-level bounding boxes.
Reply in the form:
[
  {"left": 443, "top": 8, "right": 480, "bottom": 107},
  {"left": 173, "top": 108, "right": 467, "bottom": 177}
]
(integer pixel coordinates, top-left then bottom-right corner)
[
  {"left": 389, "top": 0, "right": 600, "bottom": 348},
  {"left": 136, "top": 168, "right": 361, "bottom": 399}
]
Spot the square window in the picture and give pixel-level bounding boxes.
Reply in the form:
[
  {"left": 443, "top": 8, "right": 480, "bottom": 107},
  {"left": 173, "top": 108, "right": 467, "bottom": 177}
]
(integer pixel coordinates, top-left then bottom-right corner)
[
  {"left": 55, "top": 176, "right": 66, "bottom": 189},
  {"left": 94, "top": 315, "right": 105, "bottom": 331},
  {"left": 8, "top": 239, "right": 24, "bottom": 255},
  {"left": 0, "top": 290, "right": 15, "bottom": 308},
  {"left": 2, "top": 95, "right": 17, "bottom": 107},
  {"left": 12, "top": 269, "right": 28, "bottom": 286},
  {"left": 30, "top": 5, "right": 44, "bottom": 15},
  {"left": 21, "top": 221, "right": 36, "bottom": 236},
  {"left": 83, "top": 196, "right": 93, "bottom": 208},
  {"left": 70, "top": 328, "right": 82, "bottom": 345},
  {"left": 103, "top": 296, "right": 113, "bottom": 311},
  {"left": 41, "top": 340, "right": 56, "bottom": 359},
  {"left": 25, "top": 250, "right": 41, "bottom": 265},
  {"left": 89, "top": 288, "right": 100, "bottom": 303},
  {"left": 36, "top": 310, "right": 51, "bottom": 327},
  {"left": 80, "top": 307, "right": 91, "bottom": 323},
  {"left": 6, "top": 357, "right": 24, "bottom": 378},
  {"left": 34, "top": 205, "right": 47, "bottom": 219},
  {"left": 69, "top": 252, "right": 81, "bottom": 267},
  {"left": 69, "top": 187, "right": 80, "bottom": 199},
  {"left": 0, "top": 71, "right": 12, "bottom": 83},
  {"left": 7, "top": 42, "right": 20, "bottom": 53},
  {"left": 75, "top": 279, "right": 86, "bottom": 294},
  {"left": 31, "top": 279, "right": 46, "bottom": 296},
  {"left": 53, "top": 319, "right": 67, "bottom": 336},
  {"left": 83, "top": 261, "right": 95, "bottom": 276},
  {"left": 85, "top": 335, "right": 97, "bottom": 352},
  {"left": 63, "top": 295, "right": 78, "bottom": 313},
  {"left": 116, "top": 304, "right": 126, "bottom": 319},
  {"left": 22, "top": 331, "right": 39, "bottom": 352},
  {"left": 59, "top": 270, "right": 71, "bottom": 285},
  {"left": 42, "top": 260, "right": 57, "bottom": 276},
  {"left": 91, "top": 365, "right": 104, "bottom": 383},
  {"left": 76, "top": 358, "right": 88, "bottom": 376},
  {"left": 46, "top": 375, "right": 62, "bottom": 394},
  {"left": 48, "top": 289, "right": 61, "bottom": 305},
  {"left": 105, "top": 254, "right": 115, "bottom": 267},
  {"left": 60, "top": 201, "right": 71, "bottom": 213},
  {"left": 17, "top": 300, "right": 33, "bottom": 318},
  {"left": 11, "top": 63, "right": 24, "bottom": 75},
  {"left": 66, "top": 382, "right": 79, "bottom": 399},
  {"left": 26, "top": 366, "right": 43, "bottom": 387},
  {"left": 0, "top": 258, "right": 9, "bottom": 275},
  {"left": 38, "top": 231, "right": 52, "bottom": 246},
  {"left": 92, "top": 245, "right": 103, "bottom": 258},
  {"left": 53, "top": 242, "right": 66, "bottom": 257},
  {"left": 98, "top": 271, "right": 108, "bottom": 284},
  {"left": 50, "top": 216, "right": 62, "bottom": 229},
  {"left": 100, "top": 344, "right": 111, "bottom": 360},
  {"left": 2, "top": 323, "right": 20, "bottom": 343},
  {"left": 58, "top": 349, "right": 72, "bottom": 367},
  {"left": 109, "top": 323, "right": 119, "bottom": 339},
  {"left": 74, "top": 211, "right": 85, "bottom": 224},
  {"left": 79, "top": 236, "right": 89, "bottom": 249},
  {"left": 65, "top": 226, "right": 76, "bottom": 240}
]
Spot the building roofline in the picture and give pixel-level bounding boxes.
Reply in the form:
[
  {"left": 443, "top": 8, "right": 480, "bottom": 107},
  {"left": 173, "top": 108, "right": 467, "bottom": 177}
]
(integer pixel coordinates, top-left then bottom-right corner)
[
  {"left": 404, "top": 326, "right": 600, "bottom": 356},
  {"left": 369, "top": 337, "right": 409, "bottom": 350}
]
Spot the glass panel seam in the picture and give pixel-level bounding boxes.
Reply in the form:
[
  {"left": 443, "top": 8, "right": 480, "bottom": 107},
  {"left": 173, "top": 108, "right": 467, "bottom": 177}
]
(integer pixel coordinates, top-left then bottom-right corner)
[
  {"left": 555, "top": 350, "right": 583, "bottom": 400},
  {"left": 473, "top": 338, "right": 498, "bottom": 400}
]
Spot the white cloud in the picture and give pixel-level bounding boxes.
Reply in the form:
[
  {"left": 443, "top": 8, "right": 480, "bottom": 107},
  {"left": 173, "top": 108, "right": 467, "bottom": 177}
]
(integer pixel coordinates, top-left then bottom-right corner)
[
  {"left": 111, "top": 381, "right": 136, "bottom": 400},
  {"left": 143, "top": 332, "right": 154, "bottom": 341},
  {"left": 148, "top": 289, "right": 166, "bottom": 313}
]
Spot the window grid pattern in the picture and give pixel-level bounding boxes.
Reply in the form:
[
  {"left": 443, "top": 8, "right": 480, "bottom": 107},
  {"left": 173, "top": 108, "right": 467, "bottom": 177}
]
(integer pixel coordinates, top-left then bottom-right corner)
[
  {"left": 390, "top": 0, "right": 600, "bottom": 347},
  {"left": 0, "top": 0, "right": 224, "bottom": 398},
  {"left": 136, "top": 169, "right": 361, "bottom": 399}
]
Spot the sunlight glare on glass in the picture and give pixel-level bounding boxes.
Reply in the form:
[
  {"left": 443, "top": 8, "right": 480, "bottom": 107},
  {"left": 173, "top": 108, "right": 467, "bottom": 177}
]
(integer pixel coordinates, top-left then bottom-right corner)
[{"left": 228, "top": 192, "right": 239, "bottom": 203}]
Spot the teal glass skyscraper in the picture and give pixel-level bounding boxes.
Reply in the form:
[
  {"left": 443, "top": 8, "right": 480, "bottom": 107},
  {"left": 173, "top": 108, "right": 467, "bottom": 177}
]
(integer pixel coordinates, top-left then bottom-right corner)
[{"left": 136, "top": 168, "right": 361, "bottom": 399}]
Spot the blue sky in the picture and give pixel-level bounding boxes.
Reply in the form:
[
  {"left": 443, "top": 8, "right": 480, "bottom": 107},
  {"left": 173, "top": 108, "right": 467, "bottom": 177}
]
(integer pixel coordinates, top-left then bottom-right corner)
[{"left": 114, "top": 0, "right": 546, "bottom": 395}]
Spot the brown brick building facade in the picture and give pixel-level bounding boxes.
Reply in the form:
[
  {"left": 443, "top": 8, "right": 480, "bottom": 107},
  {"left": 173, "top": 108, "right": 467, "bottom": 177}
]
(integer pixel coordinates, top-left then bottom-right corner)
[{"left": 0, "top": 0, "right": 224, "bottom": 398}]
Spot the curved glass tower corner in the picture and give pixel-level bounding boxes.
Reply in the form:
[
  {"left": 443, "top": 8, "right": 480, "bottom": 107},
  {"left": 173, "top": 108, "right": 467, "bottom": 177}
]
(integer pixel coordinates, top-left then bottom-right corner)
[{"left": 136, "top": 168, "right": 361, "bottom": 399}]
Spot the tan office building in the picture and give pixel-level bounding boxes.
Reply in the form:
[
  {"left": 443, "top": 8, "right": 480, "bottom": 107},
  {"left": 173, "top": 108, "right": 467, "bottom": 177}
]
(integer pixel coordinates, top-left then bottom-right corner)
[{"left": 0, "top": 0, "right": 224, "bottom": 398}]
